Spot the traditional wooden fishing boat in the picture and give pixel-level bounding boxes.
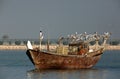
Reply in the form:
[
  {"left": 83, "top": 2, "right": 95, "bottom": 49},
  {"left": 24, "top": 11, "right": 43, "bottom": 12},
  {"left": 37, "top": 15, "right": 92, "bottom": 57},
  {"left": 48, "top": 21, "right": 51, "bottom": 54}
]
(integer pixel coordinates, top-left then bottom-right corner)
[{"left": 26, "top": 32, "right": 110, "bottom": 69}]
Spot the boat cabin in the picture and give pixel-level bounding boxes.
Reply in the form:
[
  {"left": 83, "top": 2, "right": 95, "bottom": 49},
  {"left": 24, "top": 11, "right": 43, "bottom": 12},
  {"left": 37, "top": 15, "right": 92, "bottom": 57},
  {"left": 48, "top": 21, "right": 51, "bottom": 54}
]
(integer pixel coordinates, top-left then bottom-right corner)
[
  {"left": 56, "top": 41, "right": 89, "bottom": 55},
  {"left": 69, "top": 42, "right": 89, "bottom": 55}
]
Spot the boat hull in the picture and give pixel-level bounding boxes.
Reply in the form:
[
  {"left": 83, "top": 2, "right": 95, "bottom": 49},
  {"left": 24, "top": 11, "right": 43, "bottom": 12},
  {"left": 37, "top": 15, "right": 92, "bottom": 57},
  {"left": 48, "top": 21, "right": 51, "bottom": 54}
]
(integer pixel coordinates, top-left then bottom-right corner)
[{"left": 26, "top": 48, "right": 103, "bottom": 69}]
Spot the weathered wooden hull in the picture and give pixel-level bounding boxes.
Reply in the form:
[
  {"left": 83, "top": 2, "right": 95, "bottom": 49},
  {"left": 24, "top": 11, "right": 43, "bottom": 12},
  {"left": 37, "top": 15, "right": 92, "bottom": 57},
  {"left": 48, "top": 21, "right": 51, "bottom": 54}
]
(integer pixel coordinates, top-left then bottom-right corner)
[{"left": 26, "top": 48, "right": 104, "bottom": 69}]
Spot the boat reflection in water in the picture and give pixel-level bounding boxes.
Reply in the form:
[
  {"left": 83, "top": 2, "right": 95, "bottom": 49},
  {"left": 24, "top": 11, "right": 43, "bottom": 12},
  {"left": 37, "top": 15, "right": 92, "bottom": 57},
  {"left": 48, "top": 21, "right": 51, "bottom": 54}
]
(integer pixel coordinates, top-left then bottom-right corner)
[{"left": 27, "top": 69, "right": 110, "bottom": 79}]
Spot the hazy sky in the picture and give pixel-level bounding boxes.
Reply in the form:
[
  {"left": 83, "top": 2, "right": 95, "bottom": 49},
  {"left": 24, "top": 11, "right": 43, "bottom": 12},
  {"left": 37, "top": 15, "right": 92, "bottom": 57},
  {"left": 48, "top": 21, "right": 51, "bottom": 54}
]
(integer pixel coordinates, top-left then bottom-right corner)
[{"left": 0, "top": 0, "right": 120, "bottom": 39}]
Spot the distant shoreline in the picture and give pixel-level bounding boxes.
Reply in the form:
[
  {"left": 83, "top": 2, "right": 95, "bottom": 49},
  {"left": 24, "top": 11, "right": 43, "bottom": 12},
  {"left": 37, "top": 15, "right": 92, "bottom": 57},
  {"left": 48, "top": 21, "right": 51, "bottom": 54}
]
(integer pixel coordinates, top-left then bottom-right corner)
[
  {"left": 0, "top": 45, "right": 120, "bottom": 50},
  {"left": 0, "top": 45, "right": 57, "bottom": 50}
]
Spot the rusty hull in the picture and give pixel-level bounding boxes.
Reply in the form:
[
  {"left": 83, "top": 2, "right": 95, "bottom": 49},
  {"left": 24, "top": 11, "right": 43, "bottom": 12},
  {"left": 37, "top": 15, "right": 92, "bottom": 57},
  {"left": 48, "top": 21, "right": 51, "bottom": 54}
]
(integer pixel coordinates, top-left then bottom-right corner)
[{"left": 26, "top": 48, "right": 104, "bottom": 69}]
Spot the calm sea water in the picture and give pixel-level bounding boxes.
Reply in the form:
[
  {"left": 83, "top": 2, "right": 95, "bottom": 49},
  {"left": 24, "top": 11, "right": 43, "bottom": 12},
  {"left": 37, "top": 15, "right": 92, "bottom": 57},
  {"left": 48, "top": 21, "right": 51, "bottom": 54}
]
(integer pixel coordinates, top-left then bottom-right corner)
[{"left": 0, "top": 50, "right": 120, "bottom": 79}]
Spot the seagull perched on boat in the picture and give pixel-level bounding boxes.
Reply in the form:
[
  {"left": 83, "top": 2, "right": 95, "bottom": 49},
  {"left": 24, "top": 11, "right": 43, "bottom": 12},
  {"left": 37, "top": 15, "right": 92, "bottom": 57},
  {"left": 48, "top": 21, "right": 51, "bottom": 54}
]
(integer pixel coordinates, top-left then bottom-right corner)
[
  {"left": 103, "top": 32, "right": 111, "bottom": 38},
  {"left": 104, "top": 32, "right": 111, "bottom": 36},
  {"left": 40, "top": 31, "right": 44, "bottom": 40}
]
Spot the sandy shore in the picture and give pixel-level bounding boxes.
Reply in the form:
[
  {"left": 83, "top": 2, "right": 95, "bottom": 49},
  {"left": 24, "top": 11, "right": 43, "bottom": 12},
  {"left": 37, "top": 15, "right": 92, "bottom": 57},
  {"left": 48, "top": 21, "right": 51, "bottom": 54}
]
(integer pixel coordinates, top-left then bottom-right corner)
[{"left": 0, "top": 45, "right": 120, "bottom": 50}]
